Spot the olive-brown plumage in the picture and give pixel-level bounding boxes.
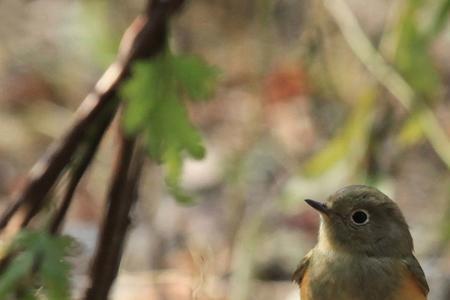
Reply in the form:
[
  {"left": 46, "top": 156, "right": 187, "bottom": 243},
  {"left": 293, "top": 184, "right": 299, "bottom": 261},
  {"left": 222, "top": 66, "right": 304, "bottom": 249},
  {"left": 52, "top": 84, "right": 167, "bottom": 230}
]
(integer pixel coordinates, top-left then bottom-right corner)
[{"left": 293, "top": 185, "right": 428, "bottom": 300}]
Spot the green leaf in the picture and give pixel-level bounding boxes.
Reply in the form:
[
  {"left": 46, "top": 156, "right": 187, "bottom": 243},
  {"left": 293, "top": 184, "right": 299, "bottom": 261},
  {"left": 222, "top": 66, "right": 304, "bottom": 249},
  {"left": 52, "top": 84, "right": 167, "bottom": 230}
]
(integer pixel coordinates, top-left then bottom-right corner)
[
  {"left": 144, "top": 93, "right": 204, "bottom": 203},
  {"left": 167, "top": 185, "right": 193, "bottom": 203},
  {"left": 40, "top": 235, "right": 73, "bottom": 300},
  {"left": 172, "top": 55, "right": 220, "bottom": 100},
  {"left": 121, "top": 49, "right": 217, "bottom": 203},
  {"left": 0, "top": 231, "right": 74, "bottom": 300},
  {"left": 144, "top": 92, "right": 205, "bottom": 160},
  {"left": 121, "top": 55, "right": 171, "bottom": 134},
  {"left": 0, "top": 252, "right": 34, "bottom": 297}
]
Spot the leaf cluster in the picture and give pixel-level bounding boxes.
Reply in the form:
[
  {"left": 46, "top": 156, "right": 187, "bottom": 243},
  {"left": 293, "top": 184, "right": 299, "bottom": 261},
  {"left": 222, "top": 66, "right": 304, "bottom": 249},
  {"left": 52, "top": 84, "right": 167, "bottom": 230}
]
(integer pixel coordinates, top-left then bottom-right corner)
[
  {"left": 121, "top": 49, "right": 219, "bottom": 202},
  {"left": 0, "top": 231, "right": 74, "bottom": 300}
]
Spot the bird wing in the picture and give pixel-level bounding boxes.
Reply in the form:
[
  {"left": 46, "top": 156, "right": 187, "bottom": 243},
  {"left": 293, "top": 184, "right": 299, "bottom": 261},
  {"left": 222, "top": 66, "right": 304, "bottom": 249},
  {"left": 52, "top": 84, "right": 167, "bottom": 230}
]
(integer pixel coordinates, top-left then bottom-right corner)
[
  {"left": 402, "top": 255, "right": 429, "bottom": 296},
  {"left": 292, "top": 250, "right": 312, "bottom": 284}
]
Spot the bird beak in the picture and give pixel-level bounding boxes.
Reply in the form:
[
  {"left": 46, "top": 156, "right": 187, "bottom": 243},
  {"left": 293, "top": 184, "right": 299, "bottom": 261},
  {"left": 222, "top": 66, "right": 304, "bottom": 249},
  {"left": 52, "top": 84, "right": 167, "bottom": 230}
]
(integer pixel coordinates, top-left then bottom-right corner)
[{"left": 305, "top": 199, "right": 329, "bottom": 215}]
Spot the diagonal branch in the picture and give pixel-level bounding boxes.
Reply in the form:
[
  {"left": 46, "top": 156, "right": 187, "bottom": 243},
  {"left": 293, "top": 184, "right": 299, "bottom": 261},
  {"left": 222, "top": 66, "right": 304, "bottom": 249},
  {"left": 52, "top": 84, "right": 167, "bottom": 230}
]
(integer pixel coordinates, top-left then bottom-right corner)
[
  {"left": 48, "top": 108, "right": 114, "bottom": 234},
  {"left": 0, "top": 0, "right": 185, "bottom": 231}
]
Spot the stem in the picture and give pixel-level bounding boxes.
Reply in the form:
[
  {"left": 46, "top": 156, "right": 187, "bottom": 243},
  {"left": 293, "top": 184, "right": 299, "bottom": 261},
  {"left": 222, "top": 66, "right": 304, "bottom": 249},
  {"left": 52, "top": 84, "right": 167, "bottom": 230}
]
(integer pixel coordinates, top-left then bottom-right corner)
[
  {"left": 48, "top": 105, "right": 115, "bottom": 234},
  {"left": 83, "top": 135, "right": 145, "bottom": 300}
]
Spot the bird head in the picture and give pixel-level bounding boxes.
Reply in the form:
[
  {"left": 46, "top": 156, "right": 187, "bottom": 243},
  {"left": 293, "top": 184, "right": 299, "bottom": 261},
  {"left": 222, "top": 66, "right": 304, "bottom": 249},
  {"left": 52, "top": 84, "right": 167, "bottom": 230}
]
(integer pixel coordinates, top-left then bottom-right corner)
[{"left": 305, "top": 185, "right": 413, "bottom": 257}]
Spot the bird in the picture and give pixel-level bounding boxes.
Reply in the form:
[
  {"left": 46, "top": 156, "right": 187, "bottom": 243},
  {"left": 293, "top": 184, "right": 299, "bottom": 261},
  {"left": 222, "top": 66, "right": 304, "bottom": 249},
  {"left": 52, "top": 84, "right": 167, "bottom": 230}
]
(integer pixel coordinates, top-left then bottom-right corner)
[{"left": 292, "top": 185, "right": 429, "bottom": 300}]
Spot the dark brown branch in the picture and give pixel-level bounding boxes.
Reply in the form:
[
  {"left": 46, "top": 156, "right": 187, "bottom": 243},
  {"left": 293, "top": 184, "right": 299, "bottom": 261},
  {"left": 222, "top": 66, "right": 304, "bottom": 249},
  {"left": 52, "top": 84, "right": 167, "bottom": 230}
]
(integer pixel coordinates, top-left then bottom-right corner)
[
  {"left": 48, "top": 107, "right": 115, "bottom": 234},
  {"left": 0, "top": 0, "right": 184, "bottom": 231},
  {"left": 0, "top": 76, "right": 121, "bottom": 230},
  {"left": 0, "top": 70, "right": 121, "bottom": 231},
  {"left": 83, "top": 135, "right": 145, "bottom": 300}
]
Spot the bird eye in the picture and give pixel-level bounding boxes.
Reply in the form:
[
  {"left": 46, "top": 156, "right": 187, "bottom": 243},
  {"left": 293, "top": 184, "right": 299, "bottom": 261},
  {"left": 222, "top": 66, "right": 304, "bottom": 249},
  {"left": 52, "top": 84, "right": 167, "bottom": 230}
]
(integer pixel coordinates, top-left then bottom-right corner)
[{"left": 351, "top": 210, "right": 369, "bottom": 225}]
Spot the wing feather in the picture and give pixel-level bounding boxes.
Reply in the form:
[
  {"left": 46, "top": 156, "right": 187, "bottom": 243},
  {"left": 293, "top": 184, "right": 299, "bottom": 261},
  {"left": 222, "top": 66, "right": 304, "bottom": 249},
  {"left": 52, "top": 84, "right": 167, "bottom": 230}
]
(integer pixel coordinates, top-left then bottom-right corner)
[
  {"left": 292, "top": 250, "right": 312, "bottom": 284},
  {"left": 402, "top": 255, "right": 429, "bottom": 296}
]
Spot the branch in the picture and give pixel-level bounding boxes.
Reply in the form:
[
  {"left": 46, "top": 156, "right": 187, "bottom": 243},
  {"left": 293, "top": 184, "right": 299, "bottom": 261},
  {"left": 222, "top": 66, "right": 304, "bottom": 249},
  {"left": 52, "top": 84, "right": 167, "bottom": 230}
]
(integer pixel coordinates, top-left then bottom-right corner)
[
  {"left": 83, "top": 134, "right": 145, "bottom": 300},
  {"left": 0, "top": 0, "right": 185, "bottom": 230},
  {"left": 48, "top": 109, "right": 113, "bottom": 234}
]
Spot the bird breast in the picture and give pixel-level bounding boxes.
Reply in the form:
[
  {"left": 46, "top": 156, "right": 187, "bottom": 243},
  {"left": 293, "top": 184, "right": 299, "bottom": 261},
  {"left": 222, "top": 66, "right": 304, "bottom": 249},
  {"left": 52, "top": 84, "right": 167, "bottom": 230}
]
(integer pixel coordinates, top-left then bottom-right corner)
[{"left": 302, "top": 250, "right": 404, "bottom": 300}]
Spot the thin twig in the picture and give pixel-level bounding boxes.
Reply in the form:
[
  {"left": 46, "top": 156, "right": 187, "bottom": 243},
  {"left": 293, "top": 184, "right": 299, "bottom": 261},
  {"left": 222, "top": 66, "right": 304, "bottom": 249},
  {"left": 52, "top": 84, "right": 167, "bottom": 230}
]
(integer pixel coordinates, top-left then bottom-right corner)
[
  {"left": 83, "top": 134, "right": 145, "bottom": 300},
  {"left": 48, "top": 108, "right": 114, "bottom": 234},
  {"left": 0, "top": 69, "right": 121, "bottom": 230},
  {"left": 0, "top": 98, "right": 119, "bottom": 230},
  {"left": 323, "top": 0, "right": 450, "bottom": 168}
]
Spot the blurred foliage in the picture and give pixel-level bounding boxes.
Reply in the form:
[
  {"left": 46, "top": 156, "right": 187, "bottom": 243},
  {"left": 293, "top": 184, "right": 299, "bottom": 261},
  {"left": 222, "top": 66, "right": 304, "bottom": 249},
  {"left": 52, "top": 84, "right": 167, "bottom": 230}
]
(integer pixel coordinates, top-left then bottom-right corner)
[
  {"left": 121, "top": 48, "right": 219, "bottom": 202},
  {"left": 0, "top": 231, "right": 74, "bottom": 300},
  {"left": 394, "top": 0, "right": 450, "bottom": 147},
  {"left": 80, "top": 0, "right": 131, "bottom": 67},
  {"left": 395, "top": 0, "right": 450, "bottom": 146},
  {"left": 304, "top": 91, "right": 375, "bottom": 177},
  {"left": 395, "top": 0, "right": 441, "bottom": 99},
  {"left": 301, "top": 0, "right": 450, "bottom": 180}
]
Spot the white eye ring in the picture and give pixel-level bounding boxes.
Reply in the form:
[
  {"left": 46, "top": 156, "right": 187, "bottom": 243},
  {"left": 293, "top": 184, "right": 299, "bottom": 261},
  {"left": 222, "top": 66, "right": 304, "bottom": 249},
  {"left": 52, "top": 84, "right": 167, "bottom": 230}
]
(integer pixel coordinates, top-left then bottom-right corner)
[{"left": 351, "top": 209, "right": 370, "bottom": 225}]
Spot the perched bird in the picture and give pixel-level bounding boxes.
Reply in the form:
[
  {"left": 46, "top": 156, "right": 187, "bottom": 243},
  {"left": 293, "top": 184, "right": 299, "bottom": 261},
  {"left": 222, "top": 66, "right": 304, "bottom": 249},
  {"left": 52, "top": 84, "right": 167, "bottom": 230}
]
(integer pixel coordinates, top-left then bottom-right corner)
[{"left": 293, "top": 185, "right": 429, "bottom": 300}]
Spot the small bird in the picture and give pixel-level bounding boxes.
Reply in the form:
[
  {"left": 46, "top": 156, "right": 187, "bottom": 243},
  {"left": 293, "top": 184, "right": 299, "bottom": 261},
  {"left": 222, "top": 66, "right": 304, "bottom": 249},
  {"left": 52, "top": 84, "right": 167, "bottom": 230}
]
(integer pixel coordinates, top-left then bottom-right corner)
[{"left": 293, "top": 185, "right": 429, "bottom": 300}]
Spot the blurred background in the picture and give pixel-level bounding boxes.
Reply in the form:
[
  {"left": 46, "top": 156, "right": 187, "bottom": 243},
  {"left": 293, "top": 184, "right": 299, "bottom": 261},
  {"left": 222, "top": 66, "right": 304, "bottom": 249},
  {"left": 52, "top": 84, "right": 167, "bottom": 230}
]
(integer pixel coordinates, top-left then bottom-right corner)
[{"left": 1, "top": 0, "right": 450, "bottom": 299}]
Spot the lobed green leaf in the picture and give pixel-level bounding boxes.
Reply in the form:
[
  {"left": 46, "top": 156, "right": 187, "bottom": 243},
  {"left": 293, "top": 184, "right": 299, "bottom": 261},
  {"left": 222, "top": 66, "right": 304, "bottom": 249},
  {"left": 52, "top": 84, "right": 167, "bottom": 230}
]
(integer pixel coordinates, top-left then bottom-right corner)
[
  {"left": 121, "top": 49, "right": 217, "bottom": 202},
  {"left": 0, "top": 231, "right": 74, "bottom": 300},
  {"left": 172, "top": 55, "right": 220, "bottom": 100},
  {"left": 0, "top": 252, "right": 34, "bottom": 297}
]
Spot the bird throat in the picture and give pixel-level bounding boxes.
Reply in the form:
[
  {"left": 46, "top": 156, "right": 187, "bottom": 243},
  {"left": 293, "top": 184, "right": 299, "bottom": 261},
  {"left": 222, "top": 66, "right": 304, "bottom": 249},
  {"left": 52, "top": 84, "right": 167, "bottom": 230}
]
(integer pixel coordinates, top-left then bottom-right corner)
[{"left": 317, "top": 221, "right": 342, "bottom": 253}]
